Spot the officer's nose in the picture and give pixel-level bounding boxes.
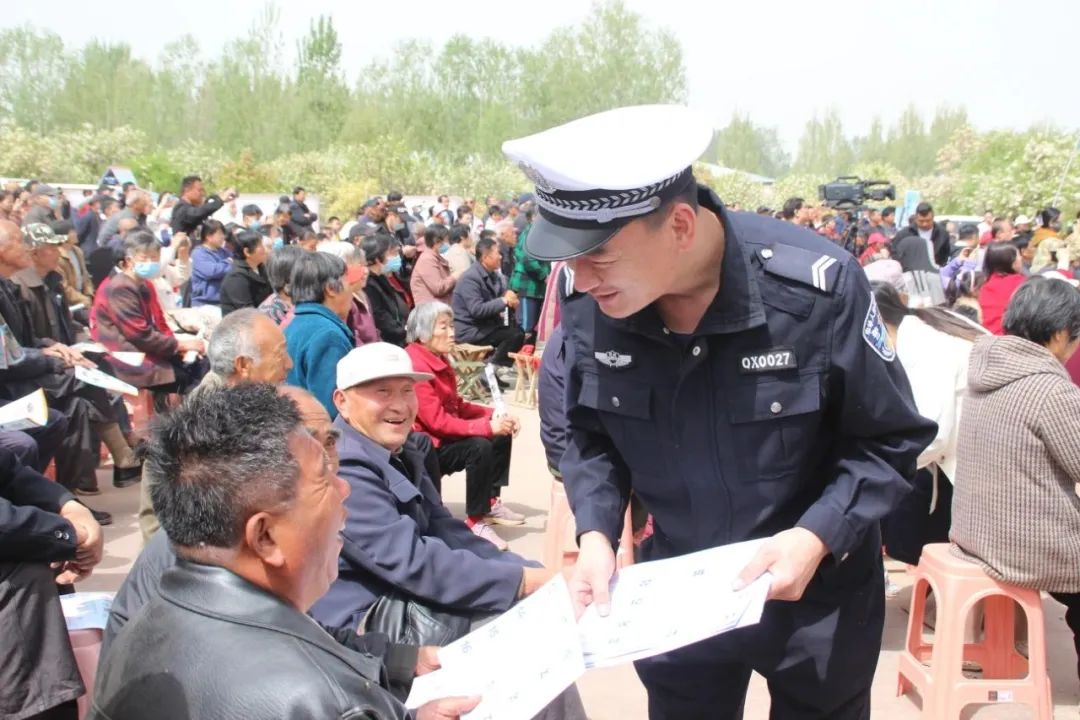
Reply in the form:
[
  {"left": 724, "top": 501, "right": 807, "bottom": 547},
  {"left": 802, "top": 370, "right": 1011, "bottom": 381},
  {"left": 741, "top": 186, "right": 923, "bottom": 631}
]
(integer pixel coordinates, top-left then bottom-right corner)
[{"left": 568, "top": 257, "right": 600, "bottom": 294}]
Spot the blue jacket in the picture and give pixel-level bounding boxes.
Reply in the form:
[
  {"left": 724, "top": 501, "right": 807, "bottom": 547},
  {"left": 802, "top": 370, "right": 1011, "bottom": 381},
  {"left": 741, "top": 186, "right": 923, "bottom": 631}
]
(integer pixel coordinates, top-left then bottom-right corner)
[
  {"left": 450, "top": 261, "right": 508, "bottom": 344},
  {"left": 190, "top": 245, "right": 231, "bottom": 306},
  {"left": 560, "top": 186, "right": 936, "bottom": 576},
  {"left": 310, "top": 422, "right": 529, "bottom": 631},
  {"left": 284, "top": 303, "right": 354, "bottom": 417}
]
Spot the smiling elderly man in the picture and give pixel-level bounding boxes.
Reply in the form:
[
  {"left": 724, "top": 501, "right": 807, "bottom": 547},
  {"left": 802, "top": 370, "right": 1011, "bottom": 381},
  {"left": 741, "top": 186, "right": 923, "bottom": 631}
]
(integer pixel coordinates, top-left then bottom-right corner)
[{"left": 90, "top": 384, "right": 477, "bottom": 720}]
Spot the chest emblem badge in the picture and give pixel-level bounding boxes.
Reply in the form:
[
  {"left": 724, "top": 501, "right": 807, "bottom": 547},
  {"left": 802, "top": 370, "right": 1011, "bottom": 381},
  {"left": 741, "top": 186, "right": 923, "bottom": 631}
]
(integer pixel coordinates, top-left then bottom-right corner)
[{"left": 594, "top": 350, "right": 634, "bottom": 369}]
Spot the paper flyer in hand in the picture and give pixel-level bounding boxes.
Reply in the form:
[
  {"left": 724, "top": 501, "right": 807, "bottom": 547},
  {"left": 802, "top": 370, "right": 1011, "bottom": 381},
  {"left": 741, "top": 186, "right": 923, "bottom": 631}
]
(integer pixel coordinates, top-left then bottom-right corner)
[
  {"left": 406, "top": 574, "right": 584, "bottom": 720},
  {"left": 405, "top": 539, "right": 773, "bottom": 716},
  {"left": 74, "top": 366, "right": 139, "bottom": 396},
  {"left": 60, "top": 592, "right": 114, "bottom": 631},
  {"left": 0, "top": 388, "right": 49, "bottom": 431},
  {"left": 577, "top": 538, "right": 772, "bottom": 668}
]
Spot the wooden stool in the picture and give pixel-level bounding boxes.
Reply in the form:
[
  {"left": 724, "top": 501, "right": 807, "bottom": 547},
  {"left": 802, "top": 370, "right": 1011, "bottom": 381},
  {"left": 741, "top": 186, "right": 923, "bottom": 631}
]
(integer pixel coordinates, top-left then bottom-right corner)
[
  {"left": 449, "top": 343, "right": 493, "bottom": 402},
  {"left": 544, "top": 477, "right": 635, "bottom": 571},
  {"left": 896, "top": 543, "right": 1052, "bottom": 719}
]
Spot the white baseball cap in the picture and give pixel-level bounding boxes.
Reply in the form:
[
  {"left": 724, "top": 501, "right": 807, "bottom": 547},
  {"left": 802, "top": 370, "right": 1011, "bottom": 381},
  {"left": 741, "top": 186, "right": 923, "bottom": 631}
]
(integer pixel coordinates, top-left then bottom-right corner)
[
  {"left": 336, "top": 343, "right": 433, "bottom": 390},
  {"left": 1014, "top": 214, "right": 1032, "bottom": 225}
]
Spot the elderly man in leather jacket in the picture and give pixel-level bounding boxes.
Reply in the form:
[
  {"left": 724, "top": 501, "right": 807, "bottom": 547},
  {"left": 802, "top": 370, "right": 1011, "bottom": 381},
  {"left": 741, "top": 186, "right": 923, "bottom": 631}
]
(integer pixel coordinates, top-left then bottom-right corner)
[{"left": 90, "top": 384, "right": 477, "bottom": 720}]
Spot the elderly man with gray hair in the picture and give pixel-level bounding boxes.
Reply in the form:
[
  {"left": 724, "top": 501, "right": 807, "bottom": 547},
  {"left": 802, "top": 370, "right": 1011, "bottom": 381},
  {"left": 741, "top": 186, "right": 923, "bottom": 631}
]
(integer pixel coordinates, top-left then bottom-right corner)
[{"left": 137, "top": 308, "right": 293, "bottom": 541}]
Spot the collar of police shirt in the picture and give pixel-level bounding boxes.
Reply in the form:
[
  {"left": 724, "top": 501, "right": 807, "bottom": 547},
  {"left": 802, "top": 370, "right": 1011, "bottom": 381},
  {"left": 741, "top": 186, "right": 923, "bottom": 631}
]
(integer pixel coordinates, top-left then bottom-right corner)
[{"left": 601, "top": 185, "right": 767, "bottom": 342}]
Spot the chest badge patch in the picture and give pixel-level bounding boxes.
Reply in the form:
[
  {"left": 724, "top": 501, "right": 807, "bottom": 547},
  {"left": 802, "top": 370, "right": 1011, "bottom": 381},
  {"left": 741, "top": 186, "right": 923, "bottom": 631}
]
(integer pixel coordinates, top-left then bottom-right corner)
[
  {"left": 594, "top": 350, "right": 634, "bottom": 369},
  {"left": 739, "top": 347, "right": 798, "bottom": 374},
  {"left": 863, "top": 293, "right": 896, "bottom": 362}
]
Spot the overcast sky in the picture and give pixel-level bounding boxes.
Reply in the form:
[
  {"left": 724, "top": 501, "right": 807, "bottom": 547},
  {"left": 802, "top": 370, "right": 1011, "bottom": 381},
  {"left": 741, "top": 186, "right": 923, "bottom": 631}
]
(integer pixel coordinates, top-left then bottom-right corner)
[{"left": 4, "top": 0, "right": 1077, "bottom": 151}]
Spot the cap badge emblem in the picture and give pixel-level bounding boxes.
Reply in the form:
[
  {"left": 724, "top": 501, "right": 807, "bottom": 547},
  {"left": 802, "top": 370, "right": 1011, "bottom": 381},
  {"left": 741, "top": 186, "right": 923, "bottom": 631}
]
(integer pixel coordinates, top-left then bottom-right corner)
[{"left": 518, "top": 162, "right": 556, "bottom": 193}]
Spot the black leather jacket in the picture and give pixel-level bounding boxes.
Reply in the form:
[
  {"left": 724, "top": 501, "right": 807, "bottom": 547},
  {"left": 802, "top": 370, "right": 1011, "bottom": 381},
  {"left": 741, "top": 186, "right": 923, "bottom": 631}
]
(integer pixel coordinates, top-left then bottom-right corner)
[{"left": 90, "top": 560, "right": 409, "bottom": 720}]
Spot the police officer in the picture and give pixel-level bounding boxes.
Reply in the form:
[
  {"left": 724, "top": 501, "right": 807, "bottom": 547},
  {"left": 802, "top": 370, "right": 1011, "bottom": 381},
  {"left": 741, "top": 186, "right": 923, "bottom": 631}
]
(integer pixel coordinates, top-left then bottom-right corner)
[{"left": 502, "top": 105, "right": 936, "bottom": 719}]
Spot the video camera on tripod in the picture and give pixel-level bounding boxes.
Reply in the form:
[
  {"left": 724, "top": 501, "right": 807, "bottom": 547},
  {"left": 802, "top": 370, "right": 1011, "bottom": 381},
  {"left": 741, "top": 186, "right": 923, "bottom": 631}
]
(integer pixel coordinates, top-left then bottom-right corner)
[{"left": 818, "top": 177, "right": 896, "bottom": 210}]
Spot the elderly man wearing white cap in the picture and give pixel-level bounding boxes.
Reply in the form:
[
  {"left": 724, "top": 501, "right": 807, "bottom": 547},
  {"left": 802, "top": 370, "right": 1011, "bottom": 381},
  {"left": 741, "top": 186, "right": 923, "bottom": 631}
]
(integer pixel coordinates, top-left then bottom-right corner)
[
  {"left": 310, "top": 343, "right": 557, "bottom": 637},
  {"left": 503, "top": 105, "right": 937, "bottom": 719}
]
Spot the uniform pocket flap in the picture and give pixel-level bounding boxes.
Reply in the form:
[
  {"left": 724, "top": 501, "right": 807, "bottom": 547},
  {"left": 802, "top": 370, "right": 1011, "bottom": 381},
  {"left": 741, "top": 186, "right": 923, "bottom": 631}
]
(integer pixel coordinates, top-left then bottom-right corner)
[
  {"left": 579, "top": 372, "right": 652, "bottom": 421},
  {"left": 729, "top": 374, "right": 821, "bottom": 424}
]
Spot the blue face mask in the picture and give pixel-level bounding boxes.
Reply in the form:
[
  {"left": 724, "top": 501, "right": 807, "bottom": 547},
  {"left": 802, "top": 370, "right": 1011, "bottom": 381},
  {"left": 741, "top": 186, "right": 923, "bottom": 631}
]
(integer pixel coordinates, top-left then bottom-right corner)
[
  {"left": 48, "top": 197, "right": 58, "bottom": 209},
  {"left": 438, "top": 243, "right": 450, "bottom": 255},
  {"left": 384, "top": 255, "right": 403, "bottom": 274},
  {"left": 133, "top": 261, "right": 161, "bottom": 280},
  {"left": 249, "top": 220, "right": 261, "bottom": 231},
  {"left": 272, "top": 237, "right": 284, "bottom": 250}
]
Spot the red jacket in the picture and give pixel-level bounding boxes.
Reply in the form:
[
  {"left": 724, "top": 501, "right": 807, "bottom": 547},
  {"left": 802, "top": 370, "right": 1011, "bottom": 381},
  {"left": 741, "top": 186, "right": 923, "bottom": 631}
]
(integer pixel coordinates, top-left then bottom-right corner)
[
  {"left": 979, "top": 272, "right": 1026, "bottom": 335},
  {"left": 90, "top": 273, "right": 178, "bottom": 387},
  {"left": 406, "top": 342, "right": 492, "bottom": 447}
]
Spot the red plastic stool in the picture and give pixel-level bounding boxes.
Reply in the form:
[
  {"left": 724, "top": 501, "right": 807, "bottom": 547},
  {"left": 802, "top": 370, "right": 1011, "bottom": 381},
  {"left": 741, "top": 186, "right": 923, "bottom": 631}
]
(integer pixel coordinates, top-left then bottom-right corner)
[
  {"left": 896, "top": 543, "right": 1052, "bottom": 719},
  {"left": 68, "top": 628, "right": 102, "bottom": 719},
  {"left": 544, "top": 478, "right": 634, "bottom": 571}
]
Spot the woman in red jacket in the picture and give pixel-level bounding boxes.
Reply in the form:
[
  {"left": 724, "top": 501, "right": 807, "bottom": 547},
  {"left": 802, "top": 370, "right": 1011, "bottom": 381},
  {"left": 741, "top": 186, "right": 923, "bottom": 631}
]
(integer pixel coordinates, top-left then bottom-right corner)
[
  {"left": 405, "top": 301, "right": 524, "bottom": 550},
  {"left": 978, "top": 242, "right": 1026, "bottom": 335}
]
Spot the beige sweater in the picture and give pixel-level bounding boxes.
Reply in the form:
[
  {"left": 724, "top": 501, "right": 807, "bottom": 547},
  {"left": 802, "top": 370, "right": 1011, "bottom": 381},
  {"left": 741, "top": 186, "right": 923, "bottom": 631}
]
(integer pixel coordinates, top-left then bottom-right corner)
[{"left": 950, "top": 335, "right": 1080, "bottom": 593}]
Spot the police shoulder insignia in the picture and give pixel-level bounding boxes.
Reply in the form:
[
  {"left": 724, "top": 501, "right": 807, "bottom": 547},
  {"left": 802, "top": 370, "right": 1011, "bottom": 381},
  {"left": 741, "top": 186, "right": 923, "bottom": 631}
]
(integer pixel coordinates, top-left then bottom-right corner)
[
  {"left": 594, "top": 350, "right": 634, "bottom": 369},
  {"left": 760, "top": 244, "right": 842, "bottom": 294},
  {"left": 862, "top": 293, "right": 895, "bottom": 362}
]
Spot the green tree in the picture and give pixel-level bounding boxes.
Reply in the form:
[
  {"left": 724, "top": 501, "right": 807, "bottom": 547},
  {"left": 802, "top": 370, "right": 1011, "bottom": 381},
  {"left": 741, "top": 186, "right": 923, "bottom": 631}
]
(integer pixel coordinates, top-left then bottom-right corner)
[
  {"left": 292, "top": 15, "right": 348, "bottom": 150},
  {"left": 0, "top": 26, "right": 66, "bottom": 134},
  {"left": 793, "top": 109, "right": 853, "bottom": 176},
  {"left": 706, "top": 112, "right": 790, "bottom": 178},
  {"left": 53, "top": 41, "right": 155, "bottom": 131}
]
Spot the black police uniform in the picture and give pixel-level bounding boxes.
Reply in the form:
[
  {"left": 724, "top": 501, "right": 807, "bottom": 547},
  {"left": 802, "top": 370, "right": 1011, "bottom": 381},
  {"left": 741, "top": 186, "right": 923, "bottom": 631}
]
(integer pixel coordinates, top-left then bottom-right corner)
[{"left": 559, "top": 186, "right": 936, "bottom": 719}]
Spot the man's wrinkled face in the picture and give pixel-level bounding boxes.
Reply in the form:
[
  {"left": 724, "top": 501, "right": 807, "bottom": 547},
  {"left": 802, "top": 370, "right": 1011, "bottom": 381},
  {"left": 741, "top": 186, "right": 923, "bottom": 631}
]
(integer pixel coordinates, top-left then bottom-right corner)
[
  {"left": 245, "top": 315, "right": 292, "bottom": 384},
  {"left": 569, "top": 215, "right": 680, "bottom": 320},
  {"left": 274, "top": 430, "right": 349, "bottom": 611},
  {"left": 335, "top": 377, "right": 418, "bottom": 452},
  {"left": 32, "top": 245, "right": 61, "bottom": 273},
  {"left": 0, "top": 224, "right": 32, "bottom": 270}
]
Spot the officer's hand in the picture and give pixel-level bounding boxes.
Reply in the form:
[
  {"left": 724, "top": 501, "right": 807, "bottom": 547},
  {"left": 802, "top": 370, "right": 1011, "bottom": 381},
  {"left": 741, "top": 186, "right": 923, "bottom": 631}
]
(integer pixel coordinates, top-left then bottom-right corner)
[
  {"left": 733, "top": 527, "right": 829, "bottom": 602},
  {"left": 417, "top": 696, "right": 481, "bottom": 720},
  {"left": 569, "top": 531, "right": 616, "bottom": 619}
]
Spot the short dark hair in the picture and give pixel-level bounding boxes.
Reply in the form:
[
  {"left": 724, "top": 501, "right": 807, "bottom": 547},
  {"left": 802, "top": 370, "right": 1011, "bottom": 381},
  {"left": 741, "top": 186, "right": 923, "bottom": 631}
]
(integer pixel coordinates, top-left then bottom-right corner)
[
  {"left": 101, "top": 197, "right": 117, "bottom": 214},
  {"left": 274, "top": 203, "right": 290, "bottom": 217},
  {"left": 456, "top": 206, "right": 471, "bottom": 220},
  {"left": 915, "top": 202, "right": 934, "bottom": 216},
  {"left": 266, "top": 245, "right": 304, "bottom": 294},
  {"left": 957, "top": 223, "right": 979, "bottom": 240},
  {"left": 180, "top": 176, "right": 202, "bottom": 193},
  {"left": 644, "top": 180, "right": 700, "bottom": 229},
  {"left": 1003, "top": 276, "right": 1080, "bottom": 346},
  {"left": 387, "top": 191, "right": 403, "bottom": 203},
  {"left": 233, "top": 230, "right": 263, "bottom": 261},
  {"left": 361, "top": 234, "right": 393, "bottom": 266},
  {"left": 241, "top": 204, "right": 261, "bottom": 218},
  {"left": 327, "top": 216, "right": 340, "bottom": 224},
  {"left": 881, "top": 206, "right": 896, "bottom": 218},
  {"left": 782, "top": 197, "right": 804, "bottom": 220},
  {"left": 475, "top": 236, "right": 498, "bottom": 261},
  {"left": 293, "top": 186, "right": 305, "bottom": 196},
  {"left": 290, "top": 250, "right": 345, "bottom": 304},
  {"left": 423, "top": 224, "right": 449, "bottom": 249},
  {"left": 300, "top": 229, "right": 319, "bottom": 244},
  {"left": 488, "top": 205, "right": 504, "bottom": 218},
  {"left": 199, "top": 219, "right": 226, "bottom": 245},
  {"left": 449, "top": 223, "right": 470, "bottom": 245},
  {"left": 438, "top": 194, "right": 449, "bottom": 204},
  {"left": 983, "top": 241, "right": 1018, "bottom": 276},
  {"left": 479, "top": 229, "right": 496, "bottom": 243},
  {"left": 1038, "top": 206, "right": 1061, "bottom": 228},
  {"left": 991, "top": 219, "right": 1011, "bottom": 239},
  {"left": 145, "top": 384, "right": 302, "bottom": 549}
]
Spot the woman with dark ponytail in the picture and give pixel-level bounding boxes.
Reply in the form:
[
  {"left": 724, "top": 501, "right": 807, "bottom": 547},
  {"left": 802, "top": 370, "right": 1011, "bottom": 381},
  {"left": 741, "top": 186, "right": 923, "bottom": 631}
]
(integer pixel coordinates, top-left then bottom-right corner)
[{"left": 872, "top": 281, "right": 987, "bottom": 567}]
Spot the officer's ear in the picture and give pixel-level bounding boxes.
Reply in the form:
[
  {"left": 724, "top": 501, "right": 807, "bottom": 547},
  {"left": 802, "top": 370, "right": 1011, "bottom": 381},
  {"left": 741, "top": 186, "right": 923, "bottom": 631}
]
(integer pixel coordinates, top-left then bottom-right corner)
[{"left": 669, "top": 201, "right": 698, "bottom": 252}]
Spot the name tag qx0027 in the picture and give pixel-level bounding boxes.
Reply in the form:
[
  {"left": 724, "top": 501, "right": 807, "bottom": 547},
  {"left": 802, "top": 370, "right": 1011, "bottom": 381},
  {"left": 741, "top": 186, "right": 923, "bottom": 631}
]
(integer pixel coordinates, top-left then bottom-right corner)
[{"left": 738, "top": 348, "right": 797, "bottom": 374}]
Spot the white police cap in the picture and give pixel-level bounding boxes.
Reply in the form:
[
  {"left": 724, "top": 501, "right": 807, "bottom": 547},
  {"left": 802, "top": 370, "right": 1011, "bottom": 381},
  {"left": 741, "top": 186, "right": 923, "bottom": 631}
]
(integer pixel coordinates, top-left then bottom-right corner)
[{"left": 502, "top": 104, "right": 714, "bottom": 261}]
